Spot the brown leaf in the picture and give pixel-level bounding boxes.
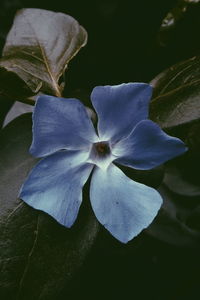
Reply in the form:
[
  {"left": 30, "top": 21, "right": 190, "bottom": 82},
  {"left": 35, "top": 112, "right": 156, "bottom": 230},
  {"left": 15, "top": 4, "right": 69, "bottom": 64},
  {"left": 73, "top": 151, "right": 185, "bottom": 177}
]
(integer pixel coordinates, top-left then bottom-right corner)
[{"left": 0, "top": 8, "right": 87, "bottom": 100}]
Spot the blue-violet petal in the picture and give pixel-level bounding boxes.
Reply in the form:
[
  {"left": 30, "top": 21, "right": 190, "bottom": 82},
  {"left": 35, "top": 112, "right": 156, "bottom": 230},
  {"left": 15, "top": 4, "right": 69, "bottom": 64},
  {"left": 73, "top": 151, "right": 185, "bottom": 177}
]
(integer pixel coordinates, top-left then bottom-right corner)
[
  {"left": 20, "top": 150, "right": 93, "bottom": 227},
  {"left": 90, "top": 164, "right": 162, "bottom": 243},
  {"left": 91, "top": 83, "right": 152, "bottom": 142},
  {"left": 113, "top": 120, "right": 187, "bottom": 170},
  {"left": 30, "top": 95, "right": 98, "bottom": 157}
]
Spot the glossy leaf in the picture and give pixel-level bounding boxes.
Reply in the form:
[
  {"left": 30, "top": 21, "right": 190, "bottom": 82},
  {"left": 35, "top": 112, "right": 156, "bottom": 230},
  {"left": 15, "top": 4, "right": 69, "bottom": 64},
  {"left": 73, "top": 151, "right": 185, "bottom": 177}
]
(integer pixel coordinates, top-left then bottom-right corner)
[
  {"left": 147, "top": 184, "right": 200, "bottom": 248},
  {"left": 150, "top": 57, "right": 200, "bottom": 195},
  {"left": 157, "top": 0, "right": 199, "bottom": 47},
  {"left": 149, "top": 56, "right": 200, "bottom": 129},
  {"left": 0, "top": 8, "right": 87, "bottom": 100},
  {"left": 163, "top": 121, "right": 200, "bottom": 197},
  {"left": 0, "top": 114, "right": 99, "bottom": 300},
  {"left": 148, "top": 55, "right": 200, "bottom": 245},
  {"left": 3, "top": 101, "right": 33, "bottom": 127},
  {"left": 0, "top": 96, "right": 14, "bottom": 128},
  {"left": 164, "top": 163, "right": 200, "bottom": 197}
]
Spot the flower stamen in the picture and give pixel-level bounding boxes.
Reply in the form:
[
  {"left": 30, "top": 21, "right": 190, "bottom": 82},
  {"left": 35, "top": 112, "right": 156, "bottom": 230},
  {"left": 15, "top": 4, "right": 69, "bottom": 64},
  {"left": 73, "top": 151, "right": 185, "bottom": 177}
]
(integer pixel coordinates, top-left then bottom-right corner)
[{"left": 94, "top": 141, "right": 110, "bottom": 156}]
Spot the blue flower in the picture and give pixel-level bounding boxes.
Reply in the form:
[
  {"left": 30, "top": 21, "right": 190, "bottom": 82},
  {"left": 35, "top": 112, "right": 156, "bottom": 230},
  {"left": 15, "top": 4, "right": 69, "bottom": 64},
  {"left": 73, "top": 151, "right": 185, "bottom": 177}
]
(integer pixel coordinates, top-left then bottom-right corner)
[{"left": 19, "top": 83, "right": 187, "bottom": 243}]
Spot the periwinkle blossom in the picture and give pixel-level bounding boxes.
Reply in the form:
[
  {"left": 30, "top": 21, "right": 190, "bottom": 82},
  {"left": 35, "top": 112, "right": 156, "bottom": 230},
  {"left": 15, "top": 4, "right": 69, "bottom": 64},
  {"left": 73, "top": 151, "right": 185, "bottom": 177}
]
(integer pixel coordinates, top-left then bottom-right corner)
[{"left": 20, "top": 83, "right": 187, "bottom": 243}]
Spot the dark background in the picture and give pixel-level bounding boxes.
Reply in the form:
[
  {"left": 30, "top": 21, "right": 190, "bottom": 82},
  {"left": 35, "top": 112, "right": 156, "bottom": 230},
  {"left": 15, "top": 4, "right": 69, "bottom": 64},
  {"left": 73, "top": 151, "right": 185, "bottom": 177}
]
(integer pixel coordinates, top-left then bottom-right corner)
[{"left": 0, "top": 0, "right": 200, "bottom": 299}]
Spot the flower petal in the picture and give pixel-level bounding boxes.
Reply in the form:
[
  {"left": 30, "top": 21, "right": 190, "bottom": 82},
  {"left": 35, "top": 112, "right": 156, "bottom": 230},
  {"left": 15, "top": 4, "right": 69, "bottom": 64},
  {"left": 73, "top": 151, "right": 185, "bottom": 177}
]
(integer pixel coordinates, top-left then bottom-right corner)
[
  {"left": 91, "top": 83, "right": 152, "bottom": 142},
  {"left": 90, "top": 164, "right": 162, "bottom": 243},
  {"left": 20, "top": 150, "right": 93, "bottom": 227},
  {"left": 31, "top": 95, "right": 98, "bottom": 157},
  {"left": 113, "top": 120, "right": 187, "bottom": 170}
]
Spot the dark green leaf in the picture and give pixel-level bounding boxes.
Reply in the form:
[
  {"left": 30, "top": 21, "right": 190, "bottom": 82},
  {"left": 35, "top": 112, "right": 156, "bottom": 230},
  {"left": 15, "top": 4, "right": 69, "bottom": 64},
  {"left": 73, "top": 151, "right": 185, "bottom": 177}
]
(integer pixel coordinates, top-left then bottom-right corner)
[
  {"left": 149, "top": 56, "right": 200, "bottom": 194},
  {"left": 157, "top": 0, "right": 200, "bottom": 47},
  {"left": 0, "top": 96, "right": 14, "bottom": 129},
  {"left": 147, "top": 184, "right": 200, "bottom": 247},
  {"left": 0, "top": 67, "right": 33, "bottom": 101},
  {"left": 164, "top": 163, "right": 200, "bottom": 197},
  {"left": 3, "top": 101, "right": 33, "bottom": 127},
  {"left": 0, "top": 8, "right": 87, "bottom": 100},
  {"left": 162, "top": 123, "right": 200, "bottom": 197},
  {"left": 0, "top": 114, "right": 99, "bottom": 300},
  {"left": 149, "top": 56, "right": 200, "bottom": 130}
]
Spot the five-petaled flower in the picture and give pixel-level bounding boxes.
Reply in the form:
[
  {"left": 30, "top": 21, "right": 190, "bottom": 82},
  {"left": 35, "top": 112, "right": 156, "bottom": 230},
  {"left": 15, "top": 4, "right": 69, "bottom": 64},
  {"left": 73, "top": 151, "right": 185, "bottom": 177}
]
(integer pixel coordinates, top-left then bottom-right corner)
[{"left": 19, "top": 83, "right": 187, "bottom": 243}]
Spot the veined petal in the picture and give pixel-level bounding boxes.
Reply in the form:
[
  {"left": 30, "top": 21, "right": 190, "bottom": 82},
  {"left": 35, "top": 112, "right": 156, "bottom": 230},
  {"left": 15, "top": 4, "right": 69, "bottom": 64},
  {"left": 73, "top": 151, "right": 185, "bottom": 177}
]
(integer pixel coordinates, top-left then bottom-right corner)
[
  {"left": 20, "top": 150, "right": 93, "bottom": 227},
  {"left": 90, "top": 164, "right": 162, "bottom": 243},
  {"left": 113, "top": 120, "right": 187, "bottom": 170},
  {"left": 91, "top": 83, "right": 152, "bottom": 142},
  {"left": 30, "top": 95, "right": 98, "bottom": 157}
]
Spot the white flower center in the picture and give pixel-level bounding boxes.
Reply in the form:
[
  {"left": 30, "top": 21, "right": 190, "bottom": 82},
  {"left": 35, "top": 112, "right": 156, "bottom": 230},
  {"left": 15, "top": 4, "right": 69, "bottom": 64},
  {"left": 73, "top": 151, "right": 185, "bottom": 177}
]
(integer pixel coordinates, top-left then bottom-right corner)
[
  {"left": 94, "top": 141, "right": 111, "bottom": 156},
  {"left": 87, "top": 141, "right": 115, "bottom": 170}
]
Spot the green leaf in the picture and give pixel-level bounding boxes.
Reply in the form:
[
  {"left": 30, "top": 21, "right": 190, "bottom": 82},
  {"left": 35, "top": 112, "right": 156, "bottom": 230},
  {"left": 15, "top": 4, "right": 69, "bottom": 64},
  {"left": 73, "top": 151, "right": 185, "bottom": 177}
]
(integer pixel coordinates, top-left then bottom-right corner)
[
  {"left": 164, "top": 163, "right": 200, "bottom": 197},
  {"left": 148, "top": 56, "right": 200, "bottom": 244},
  {"left": 157, "top": 0, "right": 199, "bottom": 47},
  {"left": 0, "top": 8, "right": 87, "bottom": 100},
  {"left": 0, "top": 114, "right": 99, "bottom": 300},
  {"left": 0, "top": 96, "right": 14, "bottom": 129},
  {"left": 149, "top": 56, "right": 200, "bottom": 130},
  {"left": 147, "top": 184, "right": 200, "bottom": 248},
  {"left": 162, "top": 122, "right": 200, "bottom": 197}
]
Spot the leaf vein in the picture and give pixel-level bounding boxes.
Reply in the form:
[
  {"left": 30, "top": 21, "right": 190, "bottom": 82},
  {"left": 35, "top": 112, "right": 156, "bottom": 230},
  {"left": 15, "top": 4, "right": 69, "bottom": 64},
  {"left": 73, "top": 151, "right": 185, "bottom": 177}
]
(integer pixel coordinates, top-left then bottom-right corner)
[
  {"left": 20, "top": 50, "right": 44, "bottom": 63},
  {"left": 22, "top": 11, "right": 61, "bottom": 96},
  {"left": 17, "top": 216, "right": 39, "bottom": 299}
]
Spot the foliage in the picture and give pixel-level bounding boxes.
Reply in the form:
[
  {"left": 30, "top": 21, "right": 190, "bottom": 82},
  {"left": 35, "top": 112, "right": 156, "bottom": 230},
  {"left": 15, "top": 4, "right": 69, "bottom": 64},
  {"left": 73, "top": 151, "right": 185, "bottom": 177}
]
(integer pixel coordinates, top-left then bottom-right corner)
[{"left": 0, "top": 3, "right": 200, "bottom": 299}]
